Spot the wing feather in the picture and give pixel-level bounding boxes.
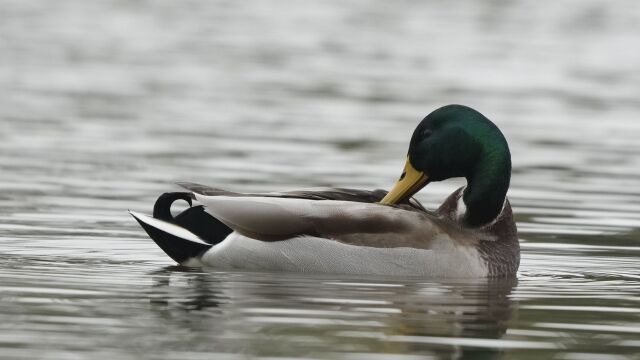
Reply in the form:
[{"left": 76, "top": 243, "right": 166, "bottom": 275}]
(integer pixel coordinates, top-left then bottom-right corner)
[
  {"left": 194, "top": 195, "right": 443, "bottom": 249},
  {"left": 177, "top": 182, "right": 427, "bottom": 212}
]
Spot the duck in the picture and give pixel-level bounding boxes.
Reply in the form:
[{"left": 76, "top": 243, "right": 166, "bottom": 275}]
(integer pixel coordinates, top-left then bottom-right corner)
[{"left": 130, "top": 104, "right": 519, "bottom": 277}]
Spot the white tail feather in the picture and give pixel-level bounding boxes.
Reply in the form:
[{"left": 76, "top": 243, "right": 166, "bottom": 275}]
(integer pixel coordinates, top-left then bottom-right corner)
[{"left": 128, "top": 210, "right": 209, "bottom": 245}]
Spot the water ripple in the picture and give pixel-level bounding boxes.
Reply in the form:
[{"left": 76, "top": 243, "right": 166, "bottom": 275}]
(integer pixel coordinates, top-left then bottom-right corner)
[{"left": 1, "top": 0, "right": 640, "bottom": 359}]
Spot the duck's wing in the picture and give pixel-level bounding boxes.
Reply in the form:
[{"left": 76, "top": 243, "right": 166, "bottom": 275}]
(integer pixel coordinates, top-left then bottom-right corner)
[
  {"left": 176, "top": 181, "right": 428, "bottom": 212},
  {"left": 191, "top": 193, "right": 445, "bottom": 249}
]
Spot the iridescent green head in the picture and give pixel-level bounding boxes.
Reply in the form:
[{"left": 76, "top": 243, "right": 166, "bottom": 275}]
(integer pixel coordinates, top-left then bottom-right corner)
[{"left": 381, "top": 105, "right": 512, "bottom": 227}]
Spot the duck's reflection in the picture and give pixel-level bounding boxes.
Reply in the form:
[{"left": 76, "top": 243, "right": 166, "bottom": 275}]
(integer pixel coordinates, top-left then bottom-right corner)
[
  {"left": 149, "top": 267, "right": 517, "bottom": 359},
  {"left": 149, "top": 266, "right": 223, "bottom": 310}
]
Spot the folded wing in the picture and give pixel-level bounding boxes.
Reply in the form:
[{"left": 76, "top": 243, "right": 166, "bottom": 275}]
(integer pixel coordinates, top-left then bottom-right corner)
[
  {"left": 177, "top": 181, "right": 428, "bottom": 211},
  {"left": 193, "top": 194, "right": 443, "bottom": 249}
]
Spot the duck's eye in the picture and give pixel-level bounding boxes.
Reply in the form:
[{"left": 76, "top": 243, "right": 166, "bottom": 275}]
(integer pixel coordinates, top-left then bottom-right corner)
[{"left": 421, "top": 129, "right": 433, "bottom": 138}]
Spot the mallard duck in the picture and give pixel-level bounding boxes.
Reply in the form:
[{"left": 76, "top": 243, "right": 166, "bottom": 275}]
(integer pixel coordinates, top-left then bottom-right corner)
[{"left": 130, "top": 105, "right": 519, "bottom": 277}]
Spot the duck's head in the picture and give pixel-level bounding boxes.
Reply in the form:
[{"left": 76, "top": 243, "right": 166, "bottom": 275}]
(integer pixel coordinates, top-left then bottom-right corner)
[{"left": 381, "top": 104, "right": 511, "bottom": 227}]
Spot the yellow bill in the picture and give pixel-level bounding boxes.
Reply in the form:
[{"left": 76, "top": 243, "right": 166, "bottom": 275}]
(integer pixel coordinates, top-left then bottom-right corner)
[{"left": 380, "top": 157, "right": 430, "bottom": 205}]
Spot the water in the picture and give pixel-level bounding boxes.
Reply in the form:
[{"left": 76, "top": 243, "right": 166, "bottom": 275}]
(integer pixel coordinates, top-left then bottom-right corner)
[{"left": 1, "top": 0, "right": 640, "bottom": 359}]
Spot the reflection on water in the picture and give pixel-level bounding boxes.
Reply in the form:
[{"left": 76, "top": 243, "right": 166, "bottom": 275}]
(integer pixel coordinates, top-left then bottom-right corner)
[
  {"left": 148, "top": 270, "right": 519, "bottom": 359},
  {"left": 3, "top": 260, "right": 637, "bottom": 359},
  {"left": 1, "top": 0, "right": 640, "bottom": 359}
]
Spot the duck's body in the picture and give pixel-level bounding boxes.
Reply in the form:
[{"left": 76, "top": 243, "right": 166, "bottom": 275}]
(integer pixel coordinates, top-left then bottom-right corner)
[
  {"left": 131, "top": 184, "right": 518, "bottom": 277},
  {"left": 130, "top": 105, "right": 520, "bottom": 277}
]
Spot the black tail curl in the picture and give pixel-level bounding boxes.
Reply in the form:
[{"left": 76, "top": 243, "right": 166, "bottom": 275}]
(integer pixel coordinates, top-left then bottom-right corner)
[
  {"left": 152, "top": 192, "right": 232, "bottom": 245},
  {"left": 153, "top": 192, "right": 194, "bottom": 221}
]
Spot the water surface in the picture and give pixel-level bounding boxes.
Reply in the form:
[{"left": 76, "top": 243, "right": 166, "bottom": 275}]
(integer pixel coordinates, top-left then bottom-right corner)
[{"left": 1, "top": 1, "right": 639, "bottom": 359}]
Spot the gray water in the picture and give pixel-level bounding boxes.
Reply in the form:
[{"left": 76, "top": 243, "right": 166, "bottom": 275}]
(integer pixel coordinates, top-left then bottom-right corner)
[{"left": 1, "top": 1, "right": 640, "bottom": 359}]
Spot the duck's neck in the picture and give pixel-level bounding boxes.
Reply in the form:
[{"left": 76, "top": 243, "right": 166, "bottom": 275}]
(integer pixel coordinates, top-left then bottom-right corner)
[{"left": 462, "top": 155, "right": 511, "bottom": 227}]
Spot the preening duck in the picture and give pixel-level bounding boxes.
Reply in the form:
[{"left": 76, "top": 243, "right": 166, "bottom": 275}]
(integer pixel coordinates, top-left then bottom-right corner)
[{"left": 130, "top": 105, "right": 519, "bottom": 277}]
